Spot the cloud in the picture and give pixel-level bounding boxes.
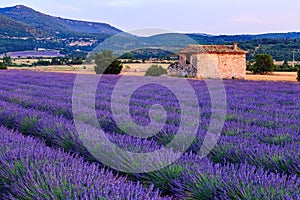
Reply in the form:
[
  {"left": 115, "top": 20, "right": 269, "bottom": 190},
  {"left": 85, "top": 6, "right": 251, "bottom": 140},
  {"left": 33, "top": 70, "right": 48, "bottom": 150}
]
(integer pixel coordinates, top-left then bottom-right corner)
[
  {"left": 92, "top": 0, "right": 141, "bottom": 8},
  {"left": 56, "top": 4, "right": 84, "bottom": 13},
  {"left": 231, "top": 16, "right": 266, "bottom": 24},
  {"left": 129, "top": 28, "right": 175, "bottom": 37}
]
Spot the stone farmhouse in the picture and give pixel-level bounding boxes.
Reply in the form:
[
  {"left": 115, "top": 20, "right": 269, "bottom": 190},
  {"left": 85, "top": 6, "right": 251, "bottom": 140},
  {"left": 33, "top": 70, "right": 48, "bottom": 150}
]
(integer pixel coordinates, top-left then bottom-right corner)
[{"left": 168, "top": 42, "right": 248, "bottom": 79}]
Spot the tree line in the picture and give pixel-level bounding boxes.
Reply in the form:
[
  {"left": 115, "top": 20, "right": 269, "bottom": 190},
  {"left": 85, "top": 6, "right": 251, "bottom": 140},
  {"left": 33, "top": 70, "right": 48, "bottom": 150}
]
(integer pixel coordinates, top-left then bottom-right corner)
[
  {"left": 247, "top": 54, "right": 300, "bottom": 74},
  {"left": 93, "top": 51, "right": 300, "bottom": 82}
]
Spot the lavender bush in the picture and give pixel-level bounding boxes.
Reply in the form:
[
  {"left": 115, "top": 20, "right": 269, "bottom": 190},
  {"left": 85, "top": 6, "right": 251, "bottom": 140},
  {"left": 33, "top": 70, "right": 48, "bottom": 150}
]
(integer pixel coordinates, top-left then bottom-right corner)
[{"left": 0, "top": 126, "right": 168, "bottom": 200}]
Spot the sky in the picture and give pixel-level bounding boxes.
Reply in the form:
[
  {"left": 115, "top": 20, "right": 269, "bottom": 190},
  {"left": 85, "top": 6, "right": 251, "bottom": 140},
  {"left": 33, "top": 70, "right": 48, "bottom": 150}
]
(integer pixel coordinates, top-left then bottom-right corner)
[{"left": 0, "top": 0, "right": 300, "bottom": 35}]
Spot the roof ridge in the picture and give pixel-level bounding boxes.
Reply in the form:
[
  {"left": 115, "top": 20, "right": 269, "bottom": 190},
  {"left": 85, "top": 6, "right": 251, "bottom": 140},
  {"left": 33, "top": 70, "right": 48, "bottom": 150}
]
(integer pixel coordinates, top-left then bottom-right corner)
[{"left": 180, "top": 43, "right": 248, "bottom": 54}]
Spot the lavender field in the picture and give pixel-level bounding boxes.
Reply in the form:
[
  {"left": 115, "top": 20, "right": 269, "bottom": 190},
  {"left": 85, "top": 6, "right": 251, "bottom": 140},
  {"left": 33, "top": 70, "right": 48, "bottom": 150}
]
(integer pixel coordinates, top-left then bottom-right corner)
[
  {"left": 0, "top": 70, "right": 299, "bottom": 199},
  {"left": 2, "top": 50, "right": 65, "bottom": 58}
]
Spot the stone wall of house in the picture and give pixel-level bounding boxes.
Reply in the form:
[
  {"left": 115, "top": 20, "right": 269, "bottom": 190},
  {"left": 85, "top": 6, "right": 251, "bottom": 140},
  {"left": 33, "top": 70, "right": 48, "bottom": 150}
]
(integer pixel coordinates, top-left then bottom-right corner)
[
  {"left": 196, "top": 53, "right": 246, "bottom": 79},
  {"left": 171, "top": 52, "right": 247, "bottom": 79},
  {"left": 168, "top": 62, "right": 197, "bottom": 77}
]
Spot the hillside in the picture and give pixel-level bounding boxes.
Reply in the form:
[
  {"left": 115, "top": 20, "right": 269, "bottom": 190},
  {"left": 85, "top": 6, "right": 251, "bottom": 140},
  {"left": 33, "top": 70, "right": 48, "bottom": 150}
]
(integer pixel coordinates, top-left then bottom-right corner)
[
  {"left": 0, "top": 14, "right": 37, "bottom": 53},
  {"left": 93, "top": 32, "right": 300, "bottom": 61},
  {"left": 0, "top": 5, "right": 122, "bottom": 54},
  {"left": 0, "top": 5, "right": 121, "bottom": 37},
  {"left": 56, "top": 17, "right": 120, "bottom": 35},
  {"left": 187, "top": 33, "right": 300, "bottom": 61},
  {"left": 0, "top": 14, "right": 33, "bottom": 37}
]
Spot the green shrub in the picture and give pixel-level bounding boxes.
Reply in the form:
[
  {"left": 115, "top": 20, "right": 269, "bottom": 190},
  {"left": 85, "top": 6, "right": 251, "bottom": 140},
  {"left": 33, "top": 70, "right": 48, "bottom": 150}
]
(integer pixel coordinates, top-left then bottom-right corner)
[
  {"left": 36, "top": 60, "right": 51, "bottom": 66},
  {"left": 275, "top": 63, "right": 299, "bottom": 72},
  {"left": 297, "top": 68, "right": 300, "bottom": 82},
  {"left": 145, "top": 65, "right": 167, "bottom": 76},
  {"left": 252, "top": 54, "right": 275, "bottom": 74},
  {"left": 0, "top": 62, "right": 7, "bottom": 70},
  {"left": 94, "top": 50, "right": 123, "bottom": 74}
]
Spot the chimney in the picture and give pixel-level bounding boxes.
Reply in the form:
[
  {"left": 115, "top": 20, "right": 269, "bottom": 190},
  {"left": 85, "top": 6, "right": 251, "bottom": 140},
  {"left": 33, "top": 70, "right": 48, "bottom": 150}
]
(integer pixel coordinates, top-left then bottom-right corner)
[{"left": 233, "top": 42, "right": 238, "bottom": 50}]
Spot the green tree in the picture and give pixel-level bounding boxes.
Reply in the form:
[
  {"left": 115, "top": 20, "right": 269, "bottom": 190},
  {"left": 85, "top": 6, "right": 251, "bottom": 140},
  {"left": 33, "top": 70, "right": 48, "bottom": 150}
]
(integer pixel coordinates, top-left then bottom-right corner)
[
  {"left": 278, "top": 60, "right": 290, "bottom": 71},
  {"left": 85, "top": 53, "right": 96, "bottom": 64},
  {"left": 94, "top": 50, "right": 123, "bottom": 74},
  {"left": 145, "top": 65, "right": 167, "bottom": 77},
  {"left": 0, "top": 62, "right": 7, "bottom": 70},
  {"left": 120, "top": 52, "right": 135, "bottom": 60},
  {"left": 252, "top": 54, "right": 275, "bottom": 74},
  {"left": 246, "top": 60, "right": 255, "bottom": 71},
  {"left": 282, "top": 60, "right": 289, "bottom": 68},
  {"left": 51, "top": 57, "right": 64, "bottom": 65},
  {"left": 297, "top": 68, "right": 300, "bottom": 82},
  {"left": 3, "top": 54, "right": 12, "bottom": 66},
  {"left": 39, "top": 60, "right": 52, "bottom": 66}
]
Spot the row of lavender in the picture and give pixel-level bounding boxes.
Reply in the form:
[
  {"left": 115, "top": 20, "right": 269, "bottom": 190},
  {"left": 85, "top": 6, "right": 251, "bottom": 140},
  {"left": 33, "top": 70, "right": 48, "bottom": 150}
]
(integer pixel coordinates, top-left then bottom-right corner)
[
  {"left": 0, "top": 126, "right": 167, "bottom": 200},
  {"left": 0, "top": 70, "right": 300, "bottom": 198}
]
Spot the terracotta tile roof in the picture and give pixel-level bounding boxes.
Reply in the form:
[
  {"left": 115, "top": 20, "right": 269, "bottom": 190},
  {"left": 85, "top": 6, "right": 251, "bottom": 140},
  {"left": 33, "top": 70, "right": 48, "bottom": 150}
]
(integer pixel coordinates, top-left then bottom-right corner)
[{"left": 179, "top": 43, "right": 248, "bottom": 54}]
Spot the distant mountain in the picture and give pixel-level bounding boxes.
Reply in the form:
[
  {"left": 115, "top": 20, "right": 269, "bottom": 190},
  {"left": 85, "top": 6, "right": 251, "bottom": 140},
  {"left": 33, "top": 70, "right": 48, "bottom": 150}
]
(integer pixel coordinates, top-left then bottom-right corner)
[
  {"left": 55, "top": 17, "right": 120, "bottom": 35},
  {"left": 0, "top": 5, "right": 122, "bottom": 54},
  {"left": 92, "top": 32, "right": 300, "bottom": 61},
  {"left": 0, "top": 14, "right": 33, "bottom": 37},
  {"left": 93, "top": 33, "right": 198, "bottom": 55},
  {"left": 186, "top": 33, "right": 300, "bottom": 61},
  {"left": 0, "top": 5, "right": 121, "bottom": 36},
  {"left": 187, "top": 32, "right": 300, "bottom": 43}
]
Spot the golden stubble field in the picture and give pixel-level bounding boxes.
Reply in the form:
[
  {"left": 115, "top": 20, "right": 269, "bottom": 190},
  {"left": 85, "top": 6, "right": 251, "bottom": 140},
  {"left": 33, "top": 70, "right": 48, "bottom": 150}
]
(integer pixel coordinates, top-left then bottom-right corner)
[
  {"left": 9, "top": 64, "right": 298, "bottom": 82},
  {"left": 246, "top": 72, "right": 297, "bottom": 82},
  {"left": 9, "top": 63, "right": 170, "bottom": 76}
]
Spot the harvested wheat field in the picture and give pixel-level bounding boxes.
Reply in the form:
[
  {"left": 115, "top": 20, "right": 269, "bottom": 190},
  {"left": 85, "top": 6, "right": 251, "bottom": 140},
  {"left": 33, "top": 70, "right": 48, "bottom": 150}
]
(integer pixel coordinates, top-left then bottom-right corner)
[
  {"left": 8, "top": 66, "right": 299, "bottom": 82},
  {"left": 246, "top": 72, "right": 298, "bottom": 82}
]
